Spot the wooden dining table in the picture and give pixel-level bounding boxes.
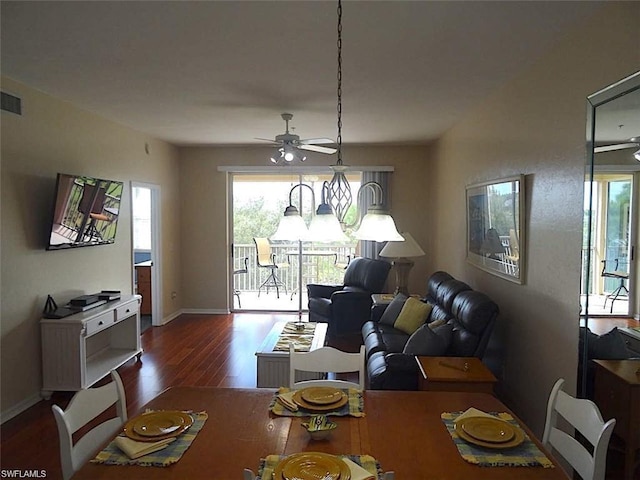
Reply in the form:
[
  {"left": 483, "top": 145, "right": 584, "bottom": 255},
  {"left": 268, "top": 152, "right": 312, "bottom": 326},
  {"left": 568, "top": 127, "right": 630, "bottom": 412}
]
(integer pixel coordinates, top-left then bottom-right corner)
[{"left": 74, "top": 387, "right": 570, "bottom": 479}]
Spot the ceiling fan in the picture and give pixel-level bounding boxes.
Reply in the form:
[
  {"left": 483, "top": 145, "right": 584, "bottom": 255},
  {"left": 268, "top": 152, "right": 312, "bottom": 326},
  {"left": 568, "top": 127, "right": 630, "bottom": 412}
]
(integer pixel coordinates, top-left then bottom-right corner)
[
  {"left": 257, "top": 113, "right": 337, "bottom": 164},
  {"left": 594, "top": 136, "right": 640, "bottom": 160}
]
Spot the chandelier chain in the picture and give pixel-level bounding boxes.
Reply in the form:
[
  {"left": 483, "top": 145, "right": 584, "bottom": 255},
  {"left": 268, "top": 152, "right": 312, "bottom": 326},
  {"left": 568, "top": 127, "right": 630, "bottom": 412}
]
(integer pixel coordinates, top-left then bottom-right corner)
[{"left": 336, "top": 0, "right": 343, "bottom": 166}]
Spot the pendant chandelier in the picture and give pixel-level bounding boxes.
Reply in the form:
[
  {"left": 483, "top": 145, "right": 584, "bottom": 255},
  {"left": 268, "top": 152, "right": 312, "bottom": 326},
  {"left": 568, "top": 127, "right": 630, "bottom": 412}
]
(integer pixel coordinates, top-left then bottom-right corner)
[
  {"left": 326, "top": 0, "right": 353, "bottom": 226},
  {"left": 325, "top": 0, "right": 403, "bottom": 243}
]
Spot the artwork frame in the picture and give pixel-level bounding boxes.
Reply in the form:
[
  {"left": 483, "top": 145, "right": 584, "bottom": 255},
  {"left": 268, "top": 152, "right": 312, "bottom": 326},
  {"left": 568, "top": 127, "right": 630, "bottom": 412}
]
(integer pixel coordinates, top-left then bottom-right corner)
[{"left": 466, "top": 175, "right": 525, "bottom": 284}]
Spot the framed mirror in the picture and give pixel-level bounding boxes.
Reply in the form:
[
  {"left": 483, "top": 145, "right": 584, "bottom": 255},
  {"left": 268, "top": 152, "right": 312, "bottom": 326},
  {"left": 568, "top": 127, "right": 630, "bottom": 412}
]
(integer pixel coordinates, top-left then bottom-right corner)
[
  {"left": 466, "top": 175, "right": 525, "bottom": 284},
  {"left": 580, "top": 70, "right": 640, "bottom": 398}
]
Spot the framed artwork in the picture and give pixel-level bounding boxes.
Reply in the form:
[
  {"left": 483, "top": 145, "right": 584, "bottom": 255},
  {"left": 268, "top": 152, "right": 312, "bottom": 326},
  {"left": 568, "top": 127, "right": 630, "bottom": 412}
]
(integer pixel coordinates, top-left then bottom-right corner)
[{"left": 466, "top": 175, "right": 525, "bottom": 284}]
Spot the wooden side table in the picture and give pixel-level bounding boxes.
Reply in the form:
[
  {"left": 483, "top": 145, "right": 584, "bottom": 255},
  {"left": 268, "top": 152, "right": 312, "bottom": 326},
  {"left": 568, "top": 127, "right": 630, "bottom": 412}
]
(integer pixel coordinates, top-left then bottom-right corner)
[
  {"left": 415, "top": 356, "right": 497, "bottom": 394},
  {"left": 593, "top": 359, "right": 640, "bottom": 480}
]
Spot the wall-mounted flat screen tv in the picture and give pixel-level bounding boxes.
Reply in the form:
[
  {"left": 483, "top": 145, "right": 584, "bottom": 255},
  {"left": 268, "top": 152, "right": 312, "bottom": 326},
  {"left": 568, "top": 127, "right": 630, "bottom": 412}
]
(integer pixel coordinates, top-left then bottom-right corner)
[{"left": 47, "top": 173, "right": 124, "bottom": 250}]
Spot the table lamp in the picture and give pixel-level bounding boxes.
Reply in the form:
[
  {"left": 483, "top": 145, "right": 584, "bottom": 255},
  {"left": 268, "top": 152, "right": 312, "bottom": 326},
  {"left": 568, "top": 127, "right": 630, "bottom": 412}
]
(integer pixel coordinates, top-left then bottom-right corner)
[{"left": 379, "top": 232, "right": 425, "bottom": 296}]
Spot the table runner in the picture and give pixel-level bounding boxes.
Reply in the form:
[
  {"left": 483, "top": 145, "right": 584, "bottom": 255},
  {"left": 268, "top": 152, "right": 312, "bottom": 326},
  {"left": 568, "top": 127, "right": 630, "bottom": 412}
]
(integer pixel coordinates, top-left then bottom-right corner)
[
  {"left": 273, "top": 322, "right": 317, "bottom": 352},
  {"left": 256, "top": 454, "right": 381, "bottom": 480},
  {"left": 270, "top": 387, "right": 365, "bottom": 417},
  {"left": 441, "top": 411, "right": 554, "bottom": 468},
  {"left": 92, "top": 411, "right": 208, "bottom": 467}
]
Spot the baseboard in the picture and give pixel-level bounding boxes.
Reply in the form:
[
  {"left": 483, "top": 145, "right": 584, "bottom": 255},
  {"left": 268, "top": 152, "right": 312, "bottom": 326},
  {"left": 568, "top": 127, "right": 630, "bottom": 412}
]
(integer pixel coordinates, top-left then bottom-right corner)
[
  {"left": 180, "top": 308, "right": 230, "bottom": 315},
  {"left": 1, "top": 392, "right": 42, "bottom": 425}
]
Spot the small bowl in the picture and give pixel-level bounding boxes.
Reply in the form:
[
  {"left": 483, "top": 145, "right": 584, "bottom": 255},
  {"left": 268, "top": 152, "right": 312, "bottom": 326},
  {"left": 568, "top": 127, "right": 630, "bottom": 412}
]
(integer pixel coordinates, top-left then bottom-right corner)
[{"left": 301, "top": 415, "right": 337, "bottom": 440}]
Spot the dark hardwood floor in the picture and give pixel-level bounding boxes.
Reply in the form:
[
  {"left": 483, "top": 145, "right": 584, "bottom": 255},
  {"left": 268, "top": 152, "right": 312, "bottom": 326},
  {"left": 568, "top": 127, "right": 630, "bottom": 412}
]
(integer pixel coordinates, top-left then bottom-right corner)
[
  {"left": 1, "top": 313, "right": 637, "bottom": 479},
  {"left": 0, "top": 312, "right": 290, "bottom": 479}
]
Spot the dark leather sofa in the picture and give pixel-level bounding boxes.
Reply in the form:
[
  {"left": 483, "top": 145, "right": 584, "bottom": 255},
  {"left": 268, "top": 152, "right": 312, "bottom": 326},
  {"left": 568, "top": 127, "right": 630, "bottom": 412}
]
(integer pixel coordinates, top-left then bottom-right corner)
[
  {"left": 308, "top": 257, "right": 391, "bottom": 337},
  {"left": 363, "top": 271, "right": 499, "bottom": 390}
]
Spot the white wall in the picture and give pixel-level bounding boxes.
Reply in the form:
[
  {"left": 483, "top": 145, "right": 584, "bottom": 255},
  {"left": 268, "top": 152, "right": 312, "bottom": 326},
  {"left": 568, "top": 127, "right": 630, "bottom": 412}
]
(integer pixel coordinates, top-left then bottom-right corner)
[
  {"left": 0, "top": 77, "right": 182, "bottom": 420},
  {"left": 431, "top": 2, "right": 639, "bottom": 435}
]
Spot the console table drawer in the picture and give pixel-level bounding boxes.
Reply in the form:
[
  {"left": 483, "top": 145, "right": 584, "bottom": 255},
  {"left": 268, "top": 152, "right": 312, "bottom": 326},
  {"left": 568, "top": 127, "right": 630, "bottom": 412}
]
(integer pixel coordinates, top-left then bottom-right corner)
[
  {"left": 86, "top": 311, "right": 116, "bottom": 336},
  {"left": 116, "top": 300, "right": 138, "bottom": 320}
]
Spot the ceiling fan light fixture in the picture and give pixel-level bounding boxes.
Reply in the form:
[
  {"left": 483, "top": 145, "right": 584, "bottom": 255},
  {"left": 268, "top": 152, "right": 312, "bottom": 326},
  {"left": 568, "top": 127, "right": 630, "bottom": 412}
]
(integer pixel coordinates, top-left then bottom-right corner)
[
  {"left": 270, "top": 147, "right": 284, "bottom": 164},
  {"left": 634, "top": 148, "right": 640, "bottom": 161}
]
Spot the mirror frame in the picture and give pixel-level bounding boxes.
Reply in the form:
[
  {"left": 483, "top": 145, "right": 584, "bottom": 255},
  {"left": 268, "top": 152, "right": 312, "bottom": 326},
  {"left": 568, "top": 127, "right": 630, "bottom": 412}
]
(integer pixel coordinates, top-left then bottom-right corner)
[{"left": 580, "top": 70, "right": 640, "bottom": 398}]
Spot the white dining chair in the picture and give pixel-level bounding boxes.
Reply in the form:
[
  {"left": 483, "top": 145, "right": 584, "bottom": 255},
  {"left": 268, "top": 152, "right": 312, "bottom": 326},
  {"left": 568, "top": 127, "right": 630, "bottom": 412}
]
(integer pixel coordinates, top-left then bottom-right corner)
[
  {"left": 242, "top": 467, "right": 395, "bottom": 479},
  {"left": 52, "top": 370, "right": 128, "bottom": 480},
  {"left": 289, "top": 344, "right": 366, "bottom": 390},
  {"left": 243, "top": 468, "right": 256, "bottom": 480},
  {"left": 542, "top": 378, "right": 616, "bottom": 480}
]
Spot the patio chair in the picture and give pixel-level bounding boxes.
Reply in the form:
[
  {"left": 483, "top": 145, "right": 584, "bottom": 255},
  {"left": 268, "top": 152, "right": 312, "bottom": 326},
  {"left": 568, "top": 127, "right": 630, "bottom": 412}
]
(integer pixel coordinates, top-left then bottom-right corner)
[
  {"left": 254, "top": 237, "right": 288, "bottom": 299},
  {"left": 233, "top": 256, "right": 248, "bottom": 308},
  {"left": 600, "top": 258, "right": 629, "bottom": 313}
]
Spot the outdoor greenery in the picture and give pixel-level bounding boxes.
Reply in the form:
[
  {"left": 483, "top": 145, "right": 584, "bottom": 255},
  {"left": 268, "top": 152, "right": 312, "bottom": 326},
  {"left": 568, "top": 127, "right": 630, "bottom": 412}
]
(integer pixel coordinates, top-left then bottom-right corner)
[{"left": 233, "top": 197, "right": 287, "bottom": 245}]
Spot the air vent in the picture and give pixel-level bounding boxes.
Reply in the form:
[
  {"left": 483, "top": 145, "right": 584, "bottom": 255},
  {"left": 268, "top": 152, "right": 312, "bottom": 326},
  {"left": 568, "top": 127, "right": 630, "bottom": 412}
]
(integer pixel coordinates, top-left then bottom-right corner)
[{"left": 1, "top": 91, "right": 22, "bottom": 115}]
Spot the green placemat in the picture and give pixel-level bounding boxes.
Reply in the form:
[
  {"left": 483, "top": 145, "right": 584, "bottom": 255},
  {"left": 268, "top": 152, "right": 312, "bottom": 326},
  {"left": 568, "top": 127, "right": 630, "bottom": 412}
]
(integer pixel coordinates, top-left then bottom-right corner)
[
  {"left": 441, "top": 411, "right": 554, "bottom": 468},
  {"left": 92, "top": 411, "right": 207, "bottom": 467}
]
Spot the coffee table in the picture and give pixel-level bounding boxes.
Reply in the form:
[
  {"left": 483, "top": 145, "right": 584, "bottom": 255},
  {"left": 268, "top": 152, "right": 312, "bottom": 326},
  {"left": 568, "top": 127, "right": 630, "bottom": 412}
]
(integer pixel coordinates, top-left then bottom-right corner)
[{"left": 255, "top": 321, "right": 328, "bottom": 388}]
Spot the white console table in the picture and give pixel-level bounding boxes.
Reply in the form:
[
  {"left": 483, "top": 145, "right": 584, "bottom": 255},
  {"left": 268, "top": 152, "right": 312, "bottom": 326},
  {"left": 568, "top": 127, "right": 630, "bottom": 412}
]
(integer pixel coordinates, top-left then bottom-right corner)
[{"left": 40, "top": 294, "right": 142, "bottom": 398}]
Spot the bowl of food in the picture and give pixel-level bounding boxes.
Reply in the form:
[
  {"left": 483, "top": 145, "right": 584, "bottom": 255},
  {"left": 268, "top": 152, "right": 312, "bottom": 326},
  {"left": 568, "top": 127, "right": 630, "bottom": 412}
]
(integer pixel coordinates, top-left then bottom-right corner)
[{"left": 301, "top": 415, "right": 337, "bottom": 440}]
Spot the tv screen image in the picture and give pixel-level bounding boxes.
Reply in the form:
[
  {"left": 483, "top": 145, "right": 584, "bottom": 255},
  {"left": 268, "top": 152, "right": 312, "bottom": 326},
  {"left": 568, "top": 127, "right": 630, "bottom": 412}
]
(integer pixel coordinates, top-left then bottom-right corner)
[{"left": 47, "top": 173, "right": 124, "bottom": 250}]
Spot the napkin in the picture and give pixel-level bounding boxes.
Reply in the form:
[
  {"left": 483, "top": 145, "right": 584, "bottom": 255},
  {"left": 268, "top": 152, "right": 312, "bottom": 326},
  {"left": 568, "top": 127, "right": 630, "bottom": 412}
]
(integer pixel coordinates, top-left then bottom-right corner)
[
  {"left": 114, "top": 436, "right": 176, "bottom": 459},
  {"left": 342, "top": 458, "right": 376, "bottom": 480},
  {"left": 454, "top": 407, "right": 495, "bottom": 424},
  {"left": 276, "top": 390, "right": 298, "bottom": 412}
]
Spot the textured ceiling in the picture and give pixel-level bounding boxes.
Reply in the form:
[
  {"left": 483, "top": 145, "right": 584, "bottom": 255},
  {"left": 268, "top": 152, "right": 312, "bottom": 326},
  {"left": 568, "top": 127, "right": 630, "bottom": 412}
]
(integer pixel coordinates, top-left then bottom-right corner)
[{"left": 1, "top": 1, "right": 607, "bottom": 147}]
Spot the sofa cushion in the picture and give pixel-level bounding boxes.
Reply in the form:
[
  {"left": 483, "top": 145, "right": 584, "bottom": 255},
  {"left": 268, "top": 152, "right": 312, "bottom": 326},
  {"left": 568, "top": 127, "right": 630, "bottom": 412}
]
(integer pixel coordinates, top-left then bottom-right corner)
[
  {"left": 587, "top": 327, "right": 631, "bottom": 359},
  {"left": 364, "top": 328, "right": 408, "bottom": 358},
  {"left": 379, "top": 293, "right": 408, "bottom": 326},
  {"left": 343, "top": 257, "right": 391, "bottom": 293},
  {"left": 308, "top": 297, "right": 332, "bottom": 318},
  {"left": 394, "top": 298, "right": 432, "bottom": 335},
  {"left": 403, "top": 322, "right": 453, "bottom": 355}
]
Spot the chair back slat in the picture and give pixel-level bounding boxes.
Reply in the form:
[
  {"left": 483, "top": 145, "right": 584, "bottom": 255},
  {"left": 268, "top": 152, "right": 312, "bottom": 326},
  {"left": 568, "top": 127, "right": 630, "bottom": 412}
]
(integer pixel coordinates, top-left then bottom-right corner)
[
  {"left": 289, "top": 344, "right": 365, "bottom": 390},
  {"left": 542, "top": 378, "right": 616, "bottom": 480},
  {"left": 52, "top": 371, "right": 127, "bottom": 480}
]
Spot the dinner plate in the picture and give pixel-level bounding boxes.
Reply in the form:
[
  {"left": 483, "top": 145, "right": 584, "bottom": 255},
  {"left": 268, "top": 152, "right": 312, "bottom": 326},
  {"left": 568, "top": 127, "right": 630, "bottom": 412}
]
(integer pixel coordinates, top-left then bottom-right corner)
[
  {"left": 454, "top": 418, "right": 525, "bottom": 449},
  {"left": 292, "top": 390, "right": 348, "bottom": 412},
  {"left": 123, "top": 411, "right": 193, "bottom": 442},
  {"left": 300, "top": 387, "right": 344, "bottom": 405},
  {"left": 459, "top": 416, "right": 515, "bottom": 443},
  {"left": 274, "top": 452, "right": 351, "bottom": 480}
]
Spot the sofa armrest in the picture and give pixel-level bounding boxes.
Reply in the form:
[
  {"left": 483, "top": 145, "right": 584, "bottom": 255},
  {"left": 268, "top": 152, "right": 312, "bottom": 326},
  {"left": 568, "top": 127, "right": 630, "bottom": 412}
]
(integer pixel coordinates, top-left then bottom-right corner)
[
  {"left": 328, "top": 291, "right": 374, "bottom": 335},
  {"left": 307, "top": 283, "right": 343, "bottom": 299},
  {"left": 370, "top": 303, "right": 388, "bottom": 323},
  {"left": 368, "top": 352, "right": 419, "bottom": 390}
]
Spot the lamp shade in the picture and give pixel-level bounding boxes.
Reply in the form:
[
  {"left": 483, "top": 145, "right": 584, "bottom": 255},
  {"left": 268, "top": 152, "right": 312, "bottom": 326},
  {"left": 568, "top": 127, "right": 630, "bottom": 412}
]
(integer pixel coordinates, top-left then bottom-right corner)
[
  {"left": 354, "top": 206, "right": 404, "bottom": 242},
  {"left": 308, "top": 203, "right": 348, "bottom": 242},
  {"left": 379, "top": 232, "right": 425, "bottom": 258},
  {"left": 270, "top": 205, "right": 309, "bottom": 241}
]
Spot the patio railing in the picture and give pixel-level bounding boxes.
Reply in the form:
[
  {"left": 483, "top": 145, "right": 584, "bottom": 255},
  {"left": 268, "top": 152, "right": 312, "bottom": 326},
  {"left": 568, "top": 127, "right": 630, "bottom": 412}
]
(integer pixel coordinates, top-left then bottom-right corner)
[{"left": 232, "top": 243, "right": 355, "bottom": 293}]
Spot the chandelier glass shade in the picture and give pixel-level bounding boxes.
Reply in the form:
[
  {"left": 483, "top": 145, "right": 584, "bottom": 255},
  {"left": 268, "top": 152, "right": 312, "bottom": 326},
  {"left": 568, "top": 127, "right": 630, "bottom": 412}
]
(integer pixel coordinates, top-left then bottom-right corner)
[
  {"left": 270, "top": 183, "right": 346, "bottom": 243},
  {"left": 353, "top": 182, "right": 404, "bottom": 242}
]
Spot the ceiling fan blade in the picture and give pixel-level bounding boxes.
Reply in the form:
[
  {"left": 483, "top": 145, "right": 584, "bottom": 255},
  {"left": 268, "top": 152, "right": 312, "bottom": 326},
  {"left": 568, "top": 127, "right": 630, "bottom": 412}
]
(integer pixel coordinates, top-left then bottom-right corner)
[
  {"left": 254, "top": 137, "right": 279, "bottom": 144},
  {"left": 594, "top": 142, "right": 639, "bottom": 153},
  {"left": 298, "top": 144, "right": 337, "bottom": 154},
  {"left": 299, "top": 137, "right": 335, "bottom": 145}
]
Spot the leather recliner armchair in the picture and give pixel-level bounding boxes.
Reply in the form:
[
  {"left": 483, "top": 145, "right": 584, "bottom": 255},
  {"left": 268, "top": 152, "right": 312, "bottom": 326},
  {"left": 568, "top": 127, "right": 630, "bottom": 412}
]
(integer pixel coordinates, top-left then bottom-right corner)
[{"left": 307, "top": 257, "right": 391, "bottom": 336}]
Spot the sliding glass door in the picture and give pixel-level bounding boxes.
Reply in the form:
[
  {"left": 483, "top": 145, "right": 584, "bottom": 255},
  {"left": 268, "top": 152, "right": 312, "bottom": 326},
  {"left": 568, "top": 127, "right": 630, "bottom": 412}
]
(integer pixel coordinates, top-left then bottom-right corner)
[
  {"left": 230, "top": 172, "right": 360, "bottom": 312},
  {"left": 582, "top": 173, "right": 636, "bottom": 316}
]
